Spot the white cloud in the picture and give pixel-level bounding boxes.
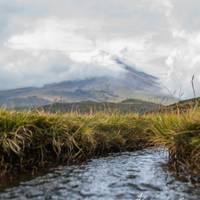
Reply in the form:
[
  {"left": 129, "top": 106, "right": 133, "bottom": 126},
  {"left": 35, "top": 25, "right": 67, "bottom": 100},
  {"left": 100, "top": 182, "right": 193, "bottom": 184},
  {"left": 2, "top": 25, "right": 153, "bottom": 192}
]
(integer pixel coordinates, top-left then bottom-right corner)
[
  {"left": 6, "top": 19, "right": 94, "bottom": 52},
  {"left": 0, "top": 0, "right": 200, "bottom": 98}
]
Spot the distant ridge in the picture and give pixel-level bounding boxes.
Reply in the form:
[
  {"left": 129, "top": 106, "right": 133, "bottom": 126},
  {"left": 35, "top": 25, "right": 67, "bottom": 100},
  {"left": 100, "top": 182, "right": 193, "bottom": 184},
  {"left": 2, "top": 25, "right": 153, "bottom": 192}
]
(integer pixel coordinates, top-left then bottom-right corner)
[{"left": 38, "top": 99, "right": 162, "bottom": 114}]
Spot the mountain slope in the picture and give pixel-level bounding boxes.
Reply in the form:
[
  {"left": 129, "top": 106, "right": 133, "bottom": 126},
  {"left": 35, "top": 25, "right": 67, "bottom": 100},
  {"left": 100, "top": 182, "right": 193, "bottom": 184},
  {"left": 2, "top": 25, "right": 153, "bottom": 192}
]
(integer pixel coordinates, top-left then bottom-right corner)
[
  {"left": 0, "top": 60, "right": 170, "bottom": 108},
  {"left": 160, "top": 97, "right": 200, "bottom": 112}
]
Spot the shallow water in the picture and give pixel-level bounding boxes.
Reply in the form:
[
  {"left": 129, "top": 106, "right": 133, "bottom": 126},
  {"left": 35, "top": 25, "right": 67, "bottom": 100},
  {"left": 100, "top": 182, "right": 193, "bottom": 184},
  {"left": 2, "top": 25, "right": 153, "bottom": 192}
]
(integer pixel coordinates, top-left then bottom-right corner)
[{"left": 0, "top": 148, "right": 200, "bottom": 200}]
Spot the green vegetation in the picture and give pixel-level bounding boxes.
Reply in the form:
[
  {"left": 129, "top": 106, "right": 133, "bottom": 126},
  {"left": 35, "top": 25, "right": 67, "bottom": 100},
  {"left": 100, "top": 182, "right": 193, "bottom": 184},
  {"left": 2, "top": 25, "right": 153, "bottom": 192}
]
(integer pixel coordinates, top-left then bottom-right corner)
[{"left": 0, "top": 105, "right": 200, "bottom": 181}]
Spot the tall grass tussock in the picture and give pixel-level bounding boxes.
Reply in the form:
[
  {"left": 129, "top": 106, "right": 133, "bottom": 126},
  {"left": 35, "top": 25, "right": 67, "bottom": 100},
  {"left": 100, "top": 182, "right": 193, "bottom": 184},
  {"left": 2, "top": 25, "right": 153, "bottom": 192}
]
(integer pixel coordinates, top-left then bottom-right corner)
[{"left": 149, "top": 107, "right": 200, "bottom": 180}]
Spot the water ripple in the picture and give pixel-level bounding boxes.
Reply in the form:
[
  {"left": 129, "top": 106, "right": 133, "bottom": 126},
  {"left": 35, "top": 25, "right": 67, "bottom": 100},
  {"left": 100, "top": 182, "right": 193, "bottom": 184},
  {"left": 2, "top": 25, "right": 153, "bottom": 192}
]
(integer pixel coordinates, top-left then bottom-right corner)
[{"left": 1, "top": 148, "right": 200, "bottom": 200}]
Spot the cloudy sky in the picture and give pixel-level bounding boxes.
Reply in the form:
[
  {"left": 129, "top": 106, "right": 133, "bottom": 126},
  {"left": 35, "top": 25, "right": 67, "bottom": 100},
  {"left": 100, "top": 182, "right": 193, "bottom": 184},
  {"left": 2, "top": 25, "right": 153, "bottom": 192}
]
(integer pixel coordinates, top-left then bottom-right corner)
[{"left": 0, "top": 0, "right": 200, "bottom": 98}]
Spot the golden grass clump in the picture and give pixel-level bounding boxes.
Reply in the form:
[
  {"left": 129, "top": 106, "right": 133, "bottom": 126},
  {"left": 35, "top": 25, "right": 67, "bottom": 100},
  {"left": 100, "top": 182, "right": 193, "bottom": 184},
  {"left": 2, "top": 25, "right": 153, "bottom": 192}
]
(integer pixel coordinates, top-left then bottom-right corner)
[{"left": 149, "top": 108, "right": 200, "bottom": 178}]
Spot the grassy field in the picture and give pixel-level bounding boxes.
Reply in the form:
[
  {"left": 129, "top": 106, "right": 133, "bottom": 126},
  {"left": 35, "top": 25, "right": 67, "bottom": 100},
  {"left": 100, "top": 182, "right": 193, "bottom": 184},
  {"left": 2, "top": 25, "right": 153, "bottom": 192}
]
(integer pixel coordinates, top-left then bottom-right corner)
[
  {"left": 0, "top": 109, "right": 152, "bottom": 177},
  {"left": 0, "top": 107, "right": 200, "bottom": 181}
]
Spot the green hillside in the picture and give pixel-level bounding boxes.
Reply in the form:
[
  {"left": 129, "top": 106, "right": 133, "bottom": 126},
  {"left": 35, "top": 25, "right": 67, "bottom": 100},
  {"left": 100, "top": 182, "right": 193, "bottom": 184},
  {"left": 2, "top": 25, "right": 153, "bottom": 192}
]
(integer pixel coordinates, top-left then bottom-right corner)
[{"left": 38, "top": 99, "right": 162, "bottom": 113}]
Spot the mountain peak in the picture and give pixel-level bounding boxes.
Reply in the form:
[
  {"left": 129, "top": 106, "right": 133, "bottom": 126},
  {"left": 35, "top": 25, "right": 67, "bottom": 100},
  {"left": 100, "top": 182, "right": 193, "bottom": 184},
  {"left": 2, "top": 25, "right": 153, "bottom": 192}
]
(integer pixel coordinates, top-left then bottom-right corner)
[{"left": 0, "top": 60, "right": 167, "bottom": 108}]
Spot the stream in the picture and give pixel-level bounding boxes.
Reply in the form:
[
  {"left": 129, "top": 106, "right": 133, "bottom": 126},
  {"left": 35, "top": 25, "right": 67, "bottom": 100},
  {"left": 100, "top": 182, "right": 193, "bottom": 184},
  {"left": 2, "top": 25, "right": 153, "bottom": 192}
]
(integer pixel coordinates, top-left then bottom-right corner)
[{"left": 0, "top": 148, "right": 200, "bottom": 200}]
